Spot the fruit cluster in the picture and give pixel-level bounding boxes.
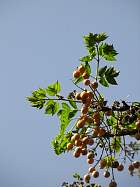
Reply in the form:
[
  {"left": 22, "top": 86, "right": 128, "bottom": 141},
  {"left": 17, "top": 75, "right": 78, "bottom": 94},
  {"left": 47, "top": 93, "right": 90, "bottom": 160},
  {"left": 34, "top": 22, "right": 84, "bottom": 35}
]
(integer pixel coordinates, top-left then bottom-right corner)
[{"left": 65, "top": 64, "right": 140, "bottom": 187}]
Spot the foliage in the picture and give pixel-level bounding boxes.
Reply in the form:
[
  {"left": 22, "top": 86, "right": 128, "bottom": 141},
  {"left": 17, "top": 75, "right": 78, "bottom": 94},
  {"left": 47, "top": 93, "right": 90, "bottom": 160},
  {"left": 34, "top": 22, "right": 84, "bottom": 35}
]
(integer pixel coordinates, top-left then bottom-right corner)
[{"left": 27, "top": 32, "right": 140, "bottom": 187}]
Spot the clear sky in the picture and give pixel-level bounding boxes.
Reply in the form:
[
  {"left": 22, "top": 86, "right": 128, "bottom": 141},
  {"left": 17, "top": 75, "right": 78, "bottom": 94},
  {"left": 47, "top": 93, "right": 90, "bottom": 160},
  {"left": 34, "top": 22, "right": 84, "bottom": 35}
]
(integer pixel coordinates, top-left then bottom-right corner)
[{"left": 0, "top": 0, "right": 140, "bottom": 187}]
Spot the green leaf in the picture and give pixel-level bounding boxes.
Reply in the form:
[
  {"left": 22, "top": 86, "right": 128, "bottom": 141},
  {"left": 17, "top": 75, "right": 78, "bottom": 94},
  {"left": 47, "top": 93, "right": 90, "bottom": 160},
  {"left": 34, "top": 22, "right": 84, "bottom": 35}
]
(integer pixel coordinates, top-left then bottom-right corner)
[
  {"left": 111, "top": 137, "right": 121, "bottom": 153},
  {"left": 74, "top": 76, "right": 83, "bottom": 84},
  {"left": 99, "top": 66, "right": 107, "bottom": 77},
  {"left": 80, "top": 55, "right": 93, "bottom": 63},
  {"left": 52, "top": 133, "right": 69, "bottom": 155},
  {"left": 99, "top": 77, "right": 109, "bottom": 87},
  {"left": 59, "top": 103, "right": 71, "bottom": 133},
  {"left": 83, "top": 33, "right": 97, "bottom": 47},
  {"left": 27, "top": 88, "right": 46, "bottom": 109},
  {"left": 45, "top": 100, "right": 59, "bottom": 115},
  {"left": 106, "top": 76, "right": 117, "bottom": 85},
  {"left": 85, "top": 62, "right": 91, "bottom": 76},
  {"left": 99, "top": 43, "right": 118, "bottom": 61},
  {"left": 68, "top": 99, "right": 77, "bottom": 109},
  {"left": 96, "top": 32, "right": 108, "bottom": 42},
  {"left": 68, "top": 109, "right": 78, "bottom": 119},
  {"left": 106, "top": 116, "right": 117, "bottom": 127},
  {"left": 46, "top": 81, "right": 61, "bottom": 96}
]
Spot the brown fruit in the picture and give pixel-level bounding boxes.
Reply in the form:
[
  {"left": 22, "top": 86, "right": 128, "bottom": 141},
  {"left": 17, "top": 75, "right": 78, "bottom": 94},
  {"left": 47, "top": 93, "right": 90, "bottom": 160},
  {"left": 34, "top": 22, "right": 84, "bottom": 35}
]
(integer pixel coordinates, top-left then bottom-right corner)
[
  {"left": 82, "top": 72, "right": 89, "bottom": 79},
  {"left": 82, "top": 136, "right": 89, "bottom": 145},
  {"left": 105, "top": 109, "right": 112, "bottom": 116},
  {"left": 73, "top": 70, "right": 81, "bottom": 78},
  {"left": 91, "top": 81, "right": 98, "bottom": 90},
  {"left": 93, "top": 127, "right": 100, "bottom": 137},
  {"left": 76, "top": 119, "right": 85, "bottom": 128},
  {"left": 98, "top": 128, "right": 106, "bottom": 137},
  {"left": 87, "top": 138, "right": 94, "bottom": 146},
  {"left": 80, "top": 91, "right": 89, "bottom": 101},
  {"left": 75, "top": 92, "right": 81, "bottom": 100},
  {"left": 135, "top": 133, "right": 140, "bottom": 140},
  {"left": 87, "top": 158, "right": 94, "bottom": 164},
  {"left": 88, "top": 167, "right": 96, "bottom": 173},
  {"left": 78, "top": 64, "right": 85, "bottom": 74},
  {"left": 81, "top": 148, "right": 88, "bottom": 155},
  {"left": 99, "top": 160, "right": 106, "bottom": 169},
  {"left": 83, "top": 79, "right": 90, "bottom": 86},
  {"left": 133, "top": 161, "right": 140, "bottom": 169},
  {"left": 112, "top": 161, "right": 119, "bottom": 168},
  {"left": 87, "top": 152, "right": 94, "bottom": 159},
  {"left": 71, "top": 133, "right": 80, "bottom": 142},
  {"left": 103, "top": 171, "right": 110, "bottom": 178},
  {"left": 73, "top": 151, "right": 80, "bottom": 158},
  {"left": 109, "top": 181, "right": 117, "bottom": 187},
  {"left": 93, "top": 112, "right": 100, "bottom": 125},
  {"left": 83, "top": 174, "right": 90, "bottom": 183},
  {"left": 92, "top": 171, "right": 99, "bottom": 178},
  {"left": 75, "top": 139, "right": 83, "bottom": 147},
  {"left": 67, "top": 143, "right": 73, "bottom": 150},
  {"left": 81, "top": 106, "right": 89, "bottom": 114},
  {"left": 128, "top": 164, "right": 134, "bottom": 171},
  {"left": 117, "top": 164, "right": 124, "bottom": 171}
]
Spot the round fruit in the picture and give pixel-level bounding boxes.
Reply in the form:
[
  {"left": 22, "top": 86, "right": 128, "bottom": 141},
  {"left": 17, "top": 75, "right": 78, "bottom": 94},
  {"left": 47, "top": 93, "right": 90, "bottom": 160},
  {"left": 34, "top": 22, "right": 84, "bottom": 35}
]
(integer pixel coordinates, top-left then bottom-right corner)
[
  {"left": 88, "top": 167, "right": 96, "bottom": 173},
  {"left": 73, "top": 70, "right": 81, "bottom": 78},
  {"left": 88, "top": 138, "right": 94, "bottom": 146},
  {"left": 91, "top": 81, "right": 98, "bottom": 90},
  {"left": 93, "top": 112, "right": 100, "bottom": 125},
  {"left": 67, "top": 143, "right": 73, "bottom": 150},
  {"left": 112, "top": 161, "right": 119, "bottom": 168},
  {"left": 117, "top": 164, "right": 124, "bottom": 171},
  {"left": 87, "top": 152, "right": 94, "bottom": 159},
  {"left": 82, "top": 72, "right": 89, "bottom": 79},
  {"left": 87, "top": 158, "right": 94, "bottom": 164},
  {"left": 128, "top": 164, "right": 134, "bottom": 171},
  {"left": 80, "top": 91, "right": 89, "bottom": 101},
  {"left": 83, "top": 79, "right": 90, "bottom": 86},
  {"left": 76, "top": 119, "right": 85, "bottom": 128},
  {"left": 109, "top": 181, "right": 117, "bottom": 187},
  {"left": 84, "top": 174, "right": 90, "bottom": 183},
  {"left": 103, "top": 171, "right": 110, "bottom": 178},
  {"left": 98, "top": 128, "right": 106, "bottom": 137},
  {"left": 81, "top": 106, "right": 89, "bottom": 114},
  {"left": 93, "top": 127, "right": 99, "bottom": 137},
  {"left": 82, "top": 136, "right": 90, "bottom": 145},
  {"left": 105, "top": 109, "right": 112, "bottom": 116},
  {"left": 99, "top": 159, "right": 106, "bottom": 169},
  {"left": 71, "top": 133, "right": 80, "bottom": 142},
  {"left": 133, "top": 161, "right": 140, "bottom": 169},
  {"left": 75, "top": 139, "right": 83, "bottom": 147},
  {"left": 135, "top": 133, "right": 140, "bottom": 140},
  {"left": 78, "top": 64, "right": 85, "bottom": 74},
  {"left": 92, "top": 171, "right": 99, "bottom": 178},
  {"left": 81, "top": 148, "right": 88, "bottom": 155},
  {"left": 75, "top": 92, "right": 81, "bottom": 100}
]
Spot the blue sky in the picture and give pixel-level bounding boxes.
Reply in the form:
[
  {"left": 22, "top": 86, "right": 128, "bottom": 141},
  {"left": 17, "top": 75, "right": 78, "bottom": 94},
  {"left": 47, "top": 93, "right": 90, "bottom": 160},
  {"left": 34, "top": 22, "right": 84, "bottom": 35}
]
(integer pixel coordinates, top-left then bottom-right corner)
[{"left": 0, "top": 0, "right": 140, "bottom": 187}]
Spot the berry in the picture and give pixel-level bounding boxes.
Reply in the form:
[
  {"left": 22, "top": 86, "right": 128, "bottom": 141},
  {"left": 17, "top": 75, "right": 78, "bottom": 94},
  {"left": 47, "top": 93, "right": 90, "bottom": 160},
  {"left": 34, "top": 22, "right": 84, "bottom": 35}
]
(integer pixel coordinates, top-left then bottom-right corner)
[
  {"left": 103, "top": 171, "right": 110, "bottom": 178},
  {"left": 92, "top": 171, "right": 99, "bottom": 178},
  {"left": 73, "top": 70, "right": 81, "bottom": 78},
  {"left": 84, "top": 174, "right": 90, "bottom": 183},
  {"left": 91, "top": 81, "right": 98, "bottom": 90},
  {"left": 83, "top": 79, "right": 90, "bottom": 86},
  {"left": 88, "top": 167, "right": 96, "bottom": 173},
  {"left": 67, "top": 143, "right": 73, "bottom": 150},
  {"left": 128, "top": 164, "right": 134, "bottom": 171},
  {"left": 109, "top": 181, "right": 117, "bottom": 187},
  {"left": 117, "top": 164, "right": 124, "bottom": 171}
]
